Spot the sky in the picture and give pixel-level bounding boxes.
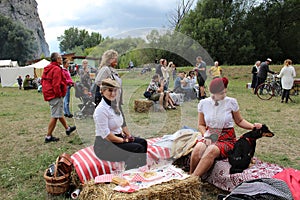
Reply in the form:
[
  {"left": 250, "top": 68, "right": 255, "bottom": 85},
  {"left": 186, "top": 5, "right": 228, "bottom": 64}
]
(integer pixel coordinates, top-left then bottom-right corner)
[{"left": 35, "top": 0, "right": 195, "bottom": 53}]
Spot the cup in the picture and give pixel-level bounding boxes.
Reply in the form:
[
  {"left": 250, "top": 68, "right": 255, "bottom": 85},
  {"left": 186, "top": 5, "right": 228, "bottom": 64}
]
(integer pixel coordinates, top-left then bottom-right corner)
[{"left": 71, "top": 189, "right": 80, "bottom": 199}]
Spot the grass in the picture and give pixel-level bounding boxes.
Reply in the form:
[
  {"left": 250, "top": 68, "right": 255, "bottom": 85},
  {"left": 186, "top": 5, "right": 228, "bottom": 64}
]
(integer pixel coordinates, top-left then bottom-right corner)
[{"left": 0, "top": 64, "right": 299, "bottom": 199}]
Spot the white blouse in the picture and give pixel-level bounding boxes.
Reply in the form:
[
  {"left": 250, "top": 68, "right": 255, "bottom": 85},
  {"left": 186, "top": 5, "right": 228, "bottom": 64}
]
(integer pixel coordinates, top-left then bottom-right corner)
[
  {"left": 277, "top": 65, "right": 296, "bottom": 89},
  {"left": 198, "top": 96, "right": 239, "bottom": 129},
  {"left": 93, "top": 99, "right": 123, "bottom": 139}
]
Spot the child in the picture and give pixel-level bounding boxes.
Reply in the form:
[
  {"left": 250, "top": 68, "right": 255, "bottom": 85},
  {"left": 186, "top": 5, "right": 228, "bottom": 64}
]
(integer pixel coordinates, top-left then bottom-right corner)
[{"left": 17, "top": 76, "right": 23, "bottom": 90}]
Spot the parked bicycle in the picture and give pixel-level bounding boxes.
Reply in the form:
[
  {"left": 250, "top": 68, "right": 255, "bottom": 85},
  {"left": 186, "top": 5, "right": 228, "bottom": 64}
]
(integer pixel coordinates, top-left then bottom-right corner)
[{"left": 256, "top": 74, "right": 282, "bottom": 100}]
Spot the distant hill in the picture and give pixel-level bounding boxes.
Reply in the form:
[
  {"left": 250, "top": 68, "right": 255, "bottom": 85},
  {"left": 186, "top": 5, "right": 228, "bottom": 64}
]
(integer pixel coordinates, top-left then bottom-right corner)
[{"left": 0, "top": 0, "right": 50, "bottom": 58}]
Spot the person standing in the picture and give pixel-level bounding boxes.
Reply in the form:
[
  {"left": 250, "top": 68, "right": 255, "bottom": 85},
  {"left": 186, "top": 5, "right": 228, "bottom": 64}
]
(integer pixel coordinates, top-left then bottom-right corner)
[
  {"left": 277, "top": 59, "right": 296, "bottom": 103},
  {"left": 255, "top": 58, "right": 275, "bottom": 94},
  {"left": 161, "top": 60, "right": 170, "bottom": 90},
  {"left": 79, "top": 59, "right": 92, "bottom": 90},
  {"left": 171, "top": 62, "right": 177, "bottom": 81},
  {"left": 62, "top": 58, "right": 74, "bottom": 118},
  {"left": 209, "top": 61, "right": 222, "bottom": 79},
  {"left": 41, "top": 52, "right": 76, "bottom": 143},
  {"left": 189, "top": 77, "right": 262, "bottom": 177},
  {"left": 194, "top": 56, "right": 207, "bottom": 99},
  {"left": 251, "top": 61, "right": 261, "bottom": 93},
  {"left": 17, "top": 75, "right": 23, "bottom": 90},
  {"left": 155, "top": 59, "right": 164, "bottom": 78}
]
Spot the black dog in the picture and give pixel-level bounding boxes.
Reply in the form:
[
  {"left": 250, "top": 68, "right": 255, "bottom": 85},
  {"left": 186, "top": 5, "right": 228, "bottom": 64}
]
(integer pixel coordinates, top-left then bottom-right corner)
[{"left": 228, "top": 124, "right": 274, "bottom": 174}]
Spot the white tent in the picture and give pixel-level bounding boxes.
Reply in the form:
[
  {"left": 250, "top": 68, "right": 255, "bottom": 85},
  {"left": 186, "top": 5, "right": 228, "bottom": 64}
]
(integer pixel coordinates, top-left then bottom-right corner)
[
  {"left": 0, "top": 59, "right": 50, "bottom": 87},
  {"left": 25, "top": 59, "right": 50, "bottom": 78}
]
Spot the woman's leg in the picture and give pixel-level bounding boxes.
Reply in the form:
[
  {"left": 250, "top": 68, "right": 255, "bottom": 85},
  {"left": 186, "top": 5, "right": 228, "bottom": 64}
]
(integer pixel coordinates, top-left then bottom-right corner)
[
  {"left": 189, "top": 142, "right": 207, "bottom": 174},
  {"left": 192, "top": 145, "right": 220, "bottom": 177},
  {"left": 285, "top": 89, "right": 290, "bottom": 103}
]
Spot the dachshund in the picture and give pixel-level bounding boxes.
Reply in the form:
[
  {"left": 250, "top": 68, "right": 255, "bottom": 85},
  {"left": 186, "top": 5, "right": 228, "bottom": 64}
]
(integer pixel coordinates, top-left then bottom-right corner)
[{"left": 228, "top": 124, "right": 274, "bottom": 174}]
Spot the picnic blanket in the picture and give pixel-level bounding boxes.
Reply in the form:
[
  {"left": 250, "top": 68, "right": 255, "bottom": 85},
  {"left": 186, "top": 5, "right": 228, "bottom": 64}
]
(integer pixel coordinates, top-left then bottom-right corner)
[
  {"left": 202, "top": 158, "right": 284, "bottom": 192},
  {"left": 71, "top": 138, "right": 171, "bottom": 183}
]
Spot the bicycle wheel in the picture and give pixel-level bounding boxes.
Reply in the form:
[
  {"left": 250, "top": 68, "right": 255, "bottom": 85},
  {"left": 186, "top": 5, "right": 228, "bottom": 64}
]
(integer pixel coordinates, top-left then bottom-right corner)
[{"left": 257, "top": 83, "right": 274, "bottom": 100}]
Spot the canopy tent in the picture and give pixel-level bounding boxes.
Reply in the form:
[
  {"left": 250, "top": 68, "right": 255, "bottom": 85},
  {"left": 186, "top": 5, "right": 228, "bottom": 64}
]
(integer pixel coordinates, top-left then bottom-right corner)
[
  {"left": 0, "top": 59, "right": 50, "bottom": 87},
  {"left": 25, "top": 59, "right": 50, "bottom": 78}
]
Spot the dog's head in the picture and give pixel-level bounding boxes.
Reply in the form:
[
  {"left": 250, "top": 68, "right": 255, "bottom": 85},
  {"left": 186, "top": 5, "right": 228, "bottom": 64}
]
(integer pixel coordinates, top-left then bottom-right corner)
[
  {"left": 251, "top": 124, "right": 274, "bottom": 138},
  {"left": 243, "top": 124, "right": 274, "bottom": 139}
]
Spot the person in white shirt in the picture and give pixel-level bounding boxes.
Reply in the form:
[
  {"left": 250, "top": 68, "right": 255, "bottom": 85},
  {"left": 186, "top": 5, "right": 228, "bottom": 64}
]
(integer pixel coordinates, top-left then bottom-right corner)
[
  {"left": 277, "top": 59, "right": 296, "bottom": 103},
  {"left": 93, "top": 78, "right": 148, "bottom": 169},
  {"left": 190, "top": 77, "right": 262, "bottom": 177}
]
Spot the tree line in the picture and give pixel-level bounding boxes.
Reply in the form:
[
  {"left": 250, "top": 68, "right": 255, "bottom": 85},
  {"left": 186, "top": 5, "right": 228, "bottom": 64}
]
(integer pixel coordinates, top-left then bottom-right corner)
[{"left": 177, "top": 0, "right": 299, "bottom": 65}]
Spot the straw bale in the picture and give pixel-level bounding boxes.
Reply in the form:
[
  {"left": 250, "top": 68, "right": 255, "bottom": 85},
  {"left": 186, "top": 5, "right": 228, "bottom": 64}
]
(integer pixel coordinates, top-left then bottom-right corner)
[
  {"left": 79, "top": 176, "right": 201, "bottom": 200},
  {"left": 134, "top": 99, "right": 154, "bottom": 113}
]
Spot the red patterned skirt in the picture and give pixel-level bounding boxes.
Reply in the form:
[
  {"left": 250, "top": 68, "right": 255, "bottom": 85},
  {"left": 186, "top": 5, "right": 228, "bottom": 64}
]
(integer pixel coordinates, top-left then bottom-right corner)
[{"left": 198, "top": 128, "right": 236, "bottom": 159}]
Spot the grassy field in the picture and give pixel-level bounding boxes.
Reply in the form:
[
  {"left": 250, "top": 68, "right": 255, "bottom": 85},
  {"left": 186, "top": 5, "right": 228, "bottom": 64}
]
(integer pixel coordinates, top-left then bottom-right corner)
[{"left": 0, "top": 64, "right": 299, "bottom": 199}]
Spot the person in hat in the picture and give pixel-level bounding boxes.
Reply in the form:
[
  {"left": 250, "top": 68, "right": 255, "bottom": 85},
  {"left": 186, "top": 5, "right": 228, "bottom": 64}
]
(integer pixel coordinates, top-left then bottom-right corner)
[
  {"left": 94, "top": 49, "right": 132, "bottom": 138},
  {"left": 93, "top": 78, "right": 148, "bottom": 170},
  {"left": 254, "top": 58, "right": 275, "bottom": 94},
  {"left": 189, "top": 77, "right": 262, "bottom": 177}
]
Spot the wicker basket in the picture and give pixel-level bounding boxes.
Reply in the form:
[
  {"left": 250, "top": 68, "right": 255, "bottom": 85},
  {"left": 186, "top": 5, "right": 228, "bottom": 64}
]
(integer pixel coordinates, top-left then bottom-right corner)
[{"left": 44, "top": 157, "right": 71, "bottom": 195}]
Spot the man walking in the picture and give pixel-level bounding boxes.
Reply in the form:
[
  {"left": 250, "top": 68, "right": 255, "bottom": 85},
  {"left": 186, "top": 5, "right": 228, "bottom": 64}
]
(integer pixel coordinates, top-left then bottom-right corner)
[{"left": 41, "top": 52, "right": 76, "bottom": 143}]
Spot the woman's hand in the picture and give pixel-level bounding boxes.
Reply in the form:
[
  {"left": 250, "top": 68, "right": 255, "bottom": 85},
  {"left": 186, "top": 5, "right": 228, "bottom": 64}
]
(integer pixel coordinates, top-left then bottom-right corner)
[{"left": 253, "top": 123, "right": 263, "bottom": 129}]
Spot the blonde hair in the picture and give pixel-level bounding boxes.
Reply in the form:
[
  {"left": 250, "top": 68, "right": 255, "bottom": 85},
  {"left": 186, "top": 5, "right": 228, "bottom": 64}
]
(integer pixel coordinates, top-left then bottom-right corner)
[
  {"left": 284, "top": 59, "right": 292, "bottom": 66},
  {"left": 99, "top": 49, "right": 118, "bottom": 68},
  {"left": 82, "top": 59, "right": 89, "bottom": 71}
]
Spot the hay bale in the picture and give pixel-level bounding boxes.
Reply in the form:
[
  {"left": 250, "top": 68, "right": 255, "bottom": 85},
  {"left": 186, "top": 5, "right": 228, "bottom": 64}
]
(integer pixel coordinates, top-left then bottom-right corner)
[
  {"left": 79, "top": 176, "right": 201, "bottom": 200},
  {"left": 134, "top": 99, "right": 154, "bottom": 113}
]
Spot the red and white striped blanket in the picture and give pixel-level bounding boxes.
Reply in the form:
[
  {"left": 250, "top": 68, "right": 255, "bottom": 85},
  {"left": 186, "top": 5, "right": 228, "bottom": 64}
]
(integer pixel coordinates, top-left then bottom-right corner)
[{"left": 71, "top": 138, "right": 171, "bottom": 183}]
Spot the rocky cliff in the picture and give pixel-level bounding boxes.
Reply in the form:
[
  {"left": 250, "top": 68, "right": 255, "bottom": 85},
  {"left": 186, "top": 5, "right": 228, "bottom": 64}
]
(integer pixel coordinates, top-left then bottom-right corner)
[{"left": 0, "top": 0, "right": 50, "bottom": 58}]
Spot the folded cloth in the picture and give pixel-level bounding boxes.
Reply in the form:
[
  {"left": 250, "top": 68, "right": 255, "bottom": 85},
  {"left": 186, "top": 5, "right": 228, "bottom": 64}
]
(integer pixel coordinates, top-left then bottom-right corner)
[
  {"left": 273, "top": 168, "right": 300, "bottom": 200},
  {"left": 152, "top": 128, "right": 199, "bottom": 159}
]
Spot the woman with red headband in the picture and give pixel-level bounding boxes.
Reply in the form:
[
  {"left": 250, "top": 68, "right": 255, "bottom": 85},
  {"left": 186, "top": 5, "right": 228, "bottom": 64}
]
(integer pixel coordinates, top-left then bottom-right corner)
[{"left": 190, "top": 77, "right": 262, "bottom": 177}]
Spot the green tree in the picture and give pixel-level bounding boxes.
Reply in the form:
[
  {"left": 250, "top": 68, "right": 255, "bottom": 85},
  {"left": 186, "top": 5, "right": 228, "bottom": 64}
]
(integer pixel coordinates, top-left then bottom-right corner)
[
  {"left": 178, "top": 0, "right": 300, "bottom": 64},
  {"left": 57, "top": 27, "right": 104, "bottom": 53},
  {"left": 0, "top": 15, "right": 36, "bottom": 65}
]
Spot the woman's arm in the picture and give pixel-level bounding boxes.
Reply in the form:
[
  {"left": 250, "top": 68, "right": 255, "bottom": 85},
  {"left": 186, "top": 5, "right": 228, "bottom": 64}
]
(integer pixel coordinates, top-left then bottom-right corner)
[
  {"left": 232, "top": 110, "right": 262, "bottom": 130},
  {"left": 105, "top": 133, "right": 125, "bottom": 143},
  {"left": 198, "top": 112, "right": 207, "bottom": 136}
]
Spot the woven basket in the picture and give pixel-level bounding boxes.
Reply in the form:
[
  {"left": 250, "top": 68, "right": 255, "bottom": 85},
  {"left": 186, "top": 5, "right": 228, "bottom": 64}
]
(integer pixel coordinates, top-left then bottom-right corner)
[{"left": 44, "top": 157, "right": 70, "bottom": 195}]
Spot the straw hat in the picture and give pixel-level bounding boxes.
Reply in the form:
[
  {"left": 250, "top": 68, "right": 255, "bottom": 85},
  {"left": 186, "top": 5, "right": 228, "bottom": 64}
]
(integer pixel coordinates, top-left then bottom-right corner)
[{"left": 101, "top": 78, "right": 120, "bottom": 88}]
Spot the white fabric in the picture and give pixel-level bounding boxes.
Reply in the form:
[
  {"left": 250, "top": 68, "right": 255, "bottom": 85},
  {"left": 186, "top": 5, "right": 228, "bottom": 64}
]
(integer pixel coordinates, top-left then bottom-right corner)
[
  {"left": 198, "top": 96, "right": 239, "bottom": 128},
  {"left": 0, "top": 66, "right": 34, "bottom": 87},
  {"left": 93, "top": 99, "right": 123, "bottom": 138},
  {"left": 0, "top": 59, "right": 50, "bottom": 87},
  {"left": 277, "top": 65, "right": 296, "bottom": 89},
  {"left": 161, "top": 66, "right": 170, "bottom": 80}
]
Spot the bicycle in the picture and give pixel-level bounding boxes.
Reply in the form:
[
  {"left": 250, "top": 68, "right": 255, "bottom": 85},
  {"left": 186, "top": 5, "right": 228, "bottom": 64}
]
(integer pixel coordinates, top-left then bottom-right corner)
[{"left": 256, "top": 74, "right": 282, "bottom": 100}]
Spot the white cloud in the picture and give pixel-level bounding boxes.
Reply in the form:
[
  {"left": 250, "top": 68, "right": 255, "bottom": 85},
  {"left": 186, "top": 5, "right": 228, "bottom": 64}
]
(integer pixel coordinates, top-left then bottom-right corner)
[{"left": 36, "top": 0, "right": 196, "bottom": 53}]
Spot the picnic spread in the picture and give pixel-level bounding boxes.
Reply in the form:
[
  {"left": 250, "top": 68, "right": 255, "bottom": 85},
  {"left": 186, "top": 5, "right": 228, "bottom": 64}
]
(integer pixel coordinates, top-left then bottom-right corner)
[{"left": 44, "top": 128, "right": 300, "bottom": 199}]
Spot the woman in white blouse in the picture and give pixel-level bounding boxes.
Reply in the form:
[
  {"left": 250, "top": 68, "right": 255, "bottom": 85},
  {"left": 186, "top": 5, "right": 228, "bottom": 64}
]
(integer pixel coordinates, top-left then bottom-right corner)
[
  {"left": 190, "top": 77, "right": 262, "bottom": 177},
  {"left": 93, "top": 78, "right": 147, "bottom": 169},
  {"left": 277, "top": 59, "right": 296, "bottom": 103}
]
